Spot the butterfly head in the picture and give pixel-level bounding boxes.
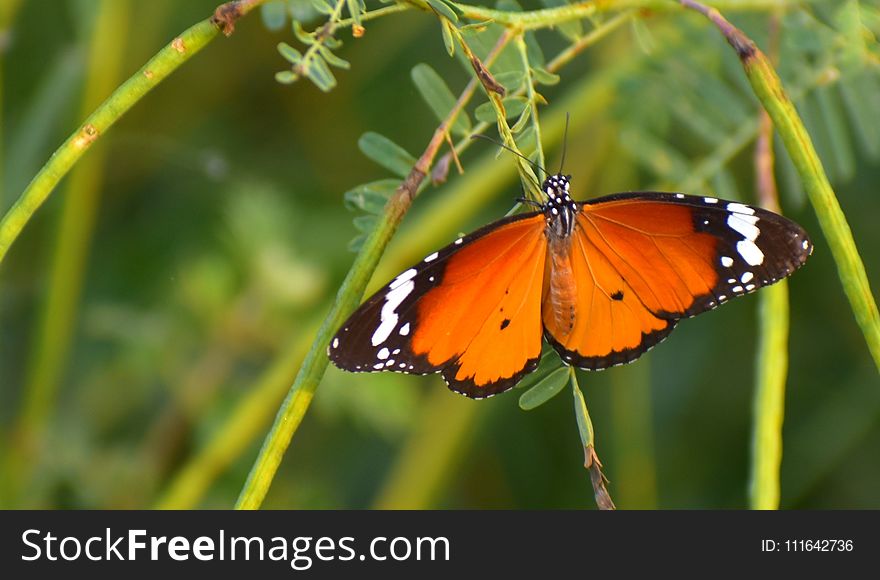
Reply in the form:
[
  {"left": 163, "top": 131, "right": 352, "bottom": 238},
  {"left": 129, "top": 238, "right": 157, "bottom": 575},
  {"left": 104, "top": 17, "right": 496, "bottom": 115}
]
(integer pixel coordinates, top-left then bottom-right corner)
[{"left": 542, "top": 173, "right": 577, "bottom": 238}]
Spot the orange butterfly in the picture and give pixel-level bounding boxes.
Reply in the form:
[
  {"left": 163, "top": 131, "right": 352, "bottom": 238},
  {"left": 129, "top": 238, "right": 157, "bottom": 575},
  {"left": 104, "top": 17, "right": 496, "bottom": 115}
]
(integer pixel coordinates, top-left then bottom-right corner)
[{"left": 329, "top": 173, "right": 811, "bottom": 398}]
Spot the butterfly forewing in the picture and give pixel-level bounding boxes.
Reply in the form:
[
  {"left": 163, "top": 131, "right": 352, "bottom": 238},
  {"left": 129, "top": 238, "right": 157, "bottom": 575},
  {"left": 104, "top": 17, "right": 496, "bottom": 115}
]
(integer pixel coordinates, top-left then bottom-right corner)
[{"left": 329, "top": 212, "right": 548, "bottom": 398}]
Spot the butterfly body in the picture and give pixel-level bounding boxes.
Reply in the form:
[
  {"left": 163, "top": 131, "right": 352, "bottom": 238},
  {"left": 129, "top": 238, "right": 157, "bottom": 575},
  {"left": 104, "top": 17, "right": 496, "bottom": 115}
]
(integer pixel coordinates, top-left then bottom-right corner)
[{"left": 329, "top": 174, "right": 812, "bottom": 399}]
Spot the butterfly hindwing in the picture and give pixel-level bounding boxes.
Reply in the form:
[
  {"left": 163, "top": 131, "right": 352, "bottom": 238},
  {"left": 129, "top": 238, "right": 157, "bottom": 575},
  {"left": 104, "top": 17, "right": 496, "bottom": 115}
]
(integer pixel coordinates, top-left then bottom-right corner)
[
  {"left": 543, "top": 192, "right": 811, "bottom": 369},
  {"left": 329, "top": 212, "right": 548, "bottom": 398}
]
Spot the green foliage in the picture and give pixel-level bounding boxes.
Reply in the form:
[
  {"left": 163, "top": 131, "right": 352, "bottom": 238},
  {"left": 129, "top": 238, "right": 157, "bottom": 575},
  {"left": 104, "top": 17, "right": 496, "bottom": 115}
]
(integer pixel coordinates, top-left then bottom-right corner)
[
  {"left": 358, "top": 132, "right": 417, "bottom": 178},
  {"left": 3, "top": 0, "right": 878, "bottom": 511},
  {"left": 272, "top": 0, "right": 361, "bottom": 91},
  {"left": 412, "top": 63, "right": 473, "bottom": 136}
]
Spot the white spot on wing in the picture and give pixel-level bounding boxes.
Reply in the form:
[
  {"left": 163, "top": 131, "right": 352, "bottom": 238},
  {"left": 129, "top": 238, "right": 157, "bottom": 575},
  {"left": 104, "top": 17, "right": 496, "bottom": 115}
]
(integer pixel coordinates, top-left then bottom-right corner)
[
  {"left": 675, "top": 193, "right": 685, "bottom": 199},
  {"left": 732, "top": 285, "right": 744, "bottom": 293},
  {"left": 727, "top": 213, "right": 760, "bottom": 241},
  {"left": 802, "top": 239, "right": 809, "bottom": 250},
  {"left": 727, "top": 202, "right": 755, "bottom": 215},
  {"left": 740, "top": 271, "right": 754, "bottom": 284},
  {"left": 704, "top": 197, "right": 718, "bottom": 204},
  {"left": 371, "top": 280, "right": 415, "bottom": 346},
  {"left": 737, "top": 239, "right": 765, "bottom": 266},
  {"left": 389, "top": 268, "right": 417, "bottom": 290},
  {"left": 454, "top": 238, "right": 463, "bottom": 245},
  {"left": 399, "top": 322, "right": 410, "bottom": 336},
  {"left": 721, "top": 256, "right": 734, "bottom": 268},
  {"left": 377, "top": 347, "right": 390, "bottom": 360},
  {"left": 332, "top": 338, "right": 339, "bottom": 349},
  {"left": 424, "top": 251, "right": 439, "bottom": 262}
]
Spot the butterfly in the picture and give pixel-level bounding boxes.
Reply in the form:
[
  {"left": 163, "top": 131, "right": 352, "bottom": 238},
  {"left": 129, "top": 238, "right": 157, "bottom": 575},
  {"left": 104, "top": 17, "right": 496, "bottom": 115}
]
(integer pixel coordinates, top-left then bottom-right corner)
[{"left": 328, "top": 172, "right": 812, "bottom": 399}]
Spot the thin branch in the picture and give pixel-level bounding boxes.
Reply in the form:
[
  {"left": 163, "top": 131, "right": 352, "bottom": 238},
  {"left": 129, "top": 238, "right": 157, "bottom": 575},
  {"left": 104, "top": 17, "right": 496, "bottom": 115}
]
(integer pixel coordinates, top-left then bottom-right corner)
[
  {"left": 571, "top": 370, "right": 616, "bottom": 510},
  {"left": 750, "top": 10, "right": 786, "bottom": 511}
]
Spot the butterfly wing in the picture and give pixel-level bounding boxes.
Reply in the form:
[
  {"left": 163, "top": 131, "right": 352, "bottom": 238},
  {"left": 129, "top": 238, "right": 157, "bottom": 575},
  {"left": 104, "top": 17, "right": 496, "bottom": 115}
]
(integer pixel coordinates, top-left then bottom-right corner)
[
  {"left": 329, "top": 212, "right": 548, "bottom": 398},
  {"left": 543, "top": 192, "right": 812, "bottom": 369}
]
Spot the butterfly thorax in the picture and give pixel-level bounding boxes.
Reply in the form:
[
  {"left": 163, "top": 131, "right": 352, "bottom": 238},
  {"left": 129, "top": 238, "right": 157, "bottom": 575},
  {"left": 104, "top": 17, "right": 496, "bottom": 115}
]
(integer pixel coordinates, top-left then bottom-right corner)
[{"left": 542, "top": 174, "right": 578, "bottom": 239}]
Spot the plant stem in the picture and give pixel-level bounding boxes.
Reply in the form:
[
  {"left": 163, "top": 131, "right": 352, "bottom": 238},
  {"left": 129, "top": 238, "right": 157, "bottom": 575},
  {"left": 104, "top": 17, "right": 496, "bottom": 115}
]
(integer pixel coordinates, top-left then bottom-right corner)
[
  {"left": 448, "top": 0, "right": 812, "bottom": 30},
  {"left": 515, "top": 34, "right": 545, "bottom": 173},
  {"left": 749, "top": 11, "right": 786, "bottom": 511},
  {"left": 0, "top": 0, "right": 267, "bottom": 266},
  {"left": 571, "top": 370, "right": 615, "bottom": 510},
  {"left": 336, "top": 2, "right": 412, "bottom": 28},
  {"left": 680, "top": 0, "right": 880, "bottom": 372}
]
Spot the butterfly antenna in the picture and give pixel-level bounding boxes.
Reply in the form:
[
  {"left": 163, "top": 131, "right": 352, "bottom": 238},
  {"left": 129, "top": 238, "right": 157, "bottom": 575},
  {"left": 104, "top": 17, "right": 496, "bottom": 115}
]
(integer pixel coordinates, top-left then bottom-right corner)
[
  {"left": 558, "top": 112, "right": 570, "bottom": 175},
  {"left": 471, "top": 134, "right": 547, "bottom": 180}
]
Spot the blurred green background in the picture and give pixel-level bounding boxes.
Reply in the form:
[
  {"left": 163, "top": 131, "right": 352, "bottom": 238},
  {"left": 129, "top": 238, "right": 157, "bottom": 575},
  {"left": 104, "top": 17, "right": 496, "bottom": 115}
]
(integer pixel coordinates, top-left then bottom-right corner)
[{"left": 0, "top": 0, "right": 878, "bottom": 509}]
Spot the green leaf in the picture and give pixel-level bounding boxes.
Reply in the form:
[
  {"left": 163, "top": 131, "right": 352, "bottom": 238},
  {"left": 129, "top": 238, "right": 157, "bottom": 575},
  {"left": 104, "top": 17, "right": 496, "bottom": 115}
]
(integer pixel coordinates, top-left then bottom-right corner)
[
  {"left": 309, "top": 0, "right": 335, "bottom": 15},
  {"left": 474, "top": 96, "right": 528, "bottom": 124},
  {"left": 353, "top": 214, "right": 378, "bottom": 233},
  {"left": 531, "top": 66, "right": 560, "bottom": 86},
  {"left": 524, "top": 30, "right": 545, "bottom": 66},
  {"left": 493, "top": 70, "right": 525, "bottom": 92},
  {"left": 460, "top": 19, "right": 494, "bottom": 32},
  {"left": 343, "top": 179, "right": 401, "bottom": 213},
  {"left": 293, "top": 20, "right": 315, "bottom": 44},
  {"left": 307, "top": 56, "right": 337, "bottom": 91},
  {"left": 519, "top": 367, "right": 570, "bottom": 410},
  {"left": 278, "top": 42, "right": 302, "bottom": 64},
  {"left": 358, "top": 132, "right": 417, "bottom": 177},
  {"left": 572, "top": 378, "right": 594, "bottom": 449},
  {"left": 261, "top": 0, "right": 288, "bottom": 31},
  {"left": 440, "top": 18, "right": 455, "bottom": 56},
  {"left": 318, "top": 45, "right": 351, "bottom": 70},
  {"left": 515, "top": 348, "right": 562, "bottom": 391},
  {"left": 347, "top": 233, "right": 366, "bottom": 252},
  {"left": 275, "top": 70, "right": 299, "bottom": 84},
  {"left": 426, "top": 0, "right": 458, "bottom": 23},
  {"left": 411, "top": 64, "right": 471, "bottom": 136},
  {"left": 509, "top": 102, "right": 532, "bottom": 133},
  {"left": 346, "top": 0, "right": 362, "bottom": 25}
]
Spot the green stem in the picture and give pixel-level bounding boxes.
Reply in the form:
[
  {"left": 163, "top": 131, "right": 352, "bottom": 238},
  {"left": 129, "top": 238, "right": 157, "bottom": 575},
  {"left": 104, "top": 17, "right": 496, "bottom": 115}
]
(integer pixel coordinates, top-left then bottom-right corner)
[
  {"left": 682, "top": 0, "right": 880, "bottom": 372},
  {"left": 571, "top": 371, "right": 615, "bottom": 510},
  {"left": 336, "top": 2, "right": 411, "bottom": 28},
  {"left": 0, "top": 0, "right": 267, "bottom": 266},
  {"left": 751, "top": 280, "right": 788, "bottom": 509},
  {"left": 448, "top": 0, "right": 813, "bottom": 31},
  {"left": 515, "top": 34, "right": 545, "bottom": 173},
  {"left": 749, "top": 12, "right": 785, "bottom": 511}
]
